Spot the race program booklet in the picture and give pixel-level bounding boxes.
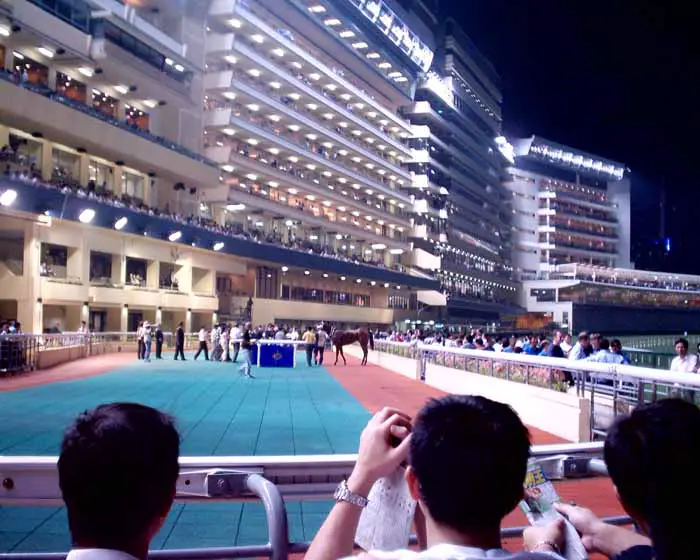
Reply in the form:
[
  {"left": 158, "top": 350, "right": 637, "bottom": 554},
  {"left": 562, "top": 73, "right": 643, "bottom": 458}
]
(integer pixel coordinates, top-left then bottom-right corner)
[
  {"left": 521, "top": 462, "right": 588, "bottom": 560},
  {"left": 355, "top": 467, "right": 417, "bottom": 551}
]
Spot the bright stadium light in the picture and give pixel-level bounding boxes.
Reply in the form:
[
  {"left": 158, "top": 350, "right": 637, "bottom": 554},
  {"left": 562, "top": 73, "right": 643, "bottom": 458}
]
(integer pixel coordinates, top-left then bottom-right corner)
[
  {"left": 114, "top": 216, "right": 128, "bottom": 230},
  {"left": 0, "top": 189, "right": 17, "bottom": 206},
  {"left": 78, "top": 209, "right": 95, "bottom": 223},
  {"left": 213, "top": 241, "right": 225, "bottom": 251},
  {"left": 168, "top": 231, "right": 182, "bottom": 242}
]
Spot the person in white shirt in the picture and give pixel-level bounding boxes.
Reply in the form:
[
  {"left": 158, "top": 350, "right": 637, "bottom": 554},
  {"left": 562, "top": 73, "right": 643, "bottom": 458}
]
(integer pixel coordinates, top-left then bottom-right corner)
[
  {"left": 306, "top": 396, "right": 566, "bottom": 560},
  {"left": 583, "top": 338, "right": 625, "bottom": 364},
  {"left": 220, "top": 326, "right": 230, "bottom": 361},
  {"left": 230, "top": 323, "right": 242, "bottom": 362},
  {"left": 58, "top": 403, "right": 180, "bottom": 560},
  {"left": 670, "top": 337, "right": 698, "bottom": 373},
  {"left": 193, "top": 327, "right": 209, "bottom": 360},
  {"left": 315, "top": 328, "right": 329, "bottom": 365}
]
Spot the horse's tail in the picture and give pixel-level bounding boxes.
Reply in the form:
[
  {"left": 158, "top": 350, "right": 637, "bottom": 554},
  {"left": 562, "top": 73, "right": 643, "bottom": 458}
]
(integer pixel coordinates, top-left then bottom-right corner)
[{"left": 368, "top": 329, "right": 374, "bottom": 351}]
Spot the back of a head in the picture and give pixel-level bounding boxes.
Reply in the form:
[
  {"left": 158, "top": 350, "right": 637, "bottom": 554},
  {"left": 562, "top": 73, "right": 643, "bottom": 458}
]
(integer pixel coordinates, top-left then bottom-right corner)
[
  {"left": 58, "top": 403, "right": 180, "bottom": 548},
  {"left": 605, "top": 399, "right": 700, "bottom": 559},
  {"left": 410, "top": 395, "right": 530, "bottom": 533}
]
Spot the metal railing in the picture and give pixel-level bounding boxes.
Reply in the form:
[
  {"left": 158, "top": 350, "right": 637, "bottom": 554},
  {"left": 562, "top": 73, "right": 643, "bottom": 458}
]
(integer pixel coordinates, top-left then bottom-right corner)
[
  {"left": 372, "top": 339, "right": 700, "bottom": 439},
  {"left": 0, "top": 442, "right": 628, "bottom": 559},
  {"left": 0, "top": 332, "right": 202, "bottom": 376}
]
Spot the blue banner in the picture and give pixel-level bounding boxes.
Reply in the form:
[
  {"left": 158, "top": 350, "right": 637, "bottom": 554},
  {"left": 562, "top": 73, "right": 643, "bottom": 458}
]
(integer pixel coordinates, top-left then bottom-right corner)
[
  {"left": 250, "top": 343, "right": 258, "bottom": 365},
  {"left": 258, "top": 343, "right": 295, "bottom": 368}
]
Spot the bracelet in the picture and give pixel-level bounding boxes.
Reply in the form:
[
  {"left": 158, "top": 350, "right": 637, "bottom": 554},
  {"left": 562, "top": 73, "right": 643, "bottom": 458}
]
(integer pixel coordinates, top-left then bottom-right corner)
[{"left": 531, "top": 540, "right": 561, "bottom": 554}]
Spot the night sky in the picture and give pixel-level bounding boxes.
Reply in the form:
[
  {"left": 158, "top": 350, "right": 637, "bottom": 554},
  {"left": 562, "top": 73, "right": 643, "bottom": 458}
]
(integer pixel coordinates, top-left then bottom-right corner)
[{"left": 454, "top": 1, "right": 699, "bottom": 274}]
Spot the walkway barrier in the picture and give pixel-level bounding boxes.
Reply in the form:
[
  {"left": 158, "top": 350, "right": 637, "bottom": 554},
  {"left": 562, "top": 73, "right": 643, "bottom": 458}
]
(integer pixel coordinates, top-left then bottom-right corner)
[
  {"left": 0, "top": 442, "right": 631, "bottom": 560},
  {"left": 352, "top": 340, "right": 700, "bottom": 441}
]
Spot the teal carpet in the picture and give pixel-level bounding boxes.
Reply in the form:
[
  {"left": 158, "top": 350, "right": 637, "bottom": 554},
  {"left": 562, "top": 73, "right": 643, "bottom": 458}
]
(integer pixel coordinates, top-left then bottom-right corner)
[{"left": 0, "top": 354, "right": 370, "bottom": 552}]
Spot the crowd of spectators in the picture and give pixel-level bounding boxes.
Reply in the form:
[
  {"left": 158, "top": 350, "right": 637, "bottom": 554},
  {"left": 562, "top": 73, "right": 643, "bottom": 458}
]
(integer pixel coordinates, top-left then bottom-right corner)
[{"left": 1, "top": 148, "right": 403, "bottom": 273}]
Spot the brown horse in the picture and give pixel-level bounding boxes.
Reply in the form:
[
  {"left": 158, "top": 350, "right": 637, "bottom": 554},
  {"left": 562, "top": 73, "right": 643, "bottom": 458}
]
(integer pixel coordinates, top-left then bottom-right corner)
[{"left": 331, "top": 327, "right": 374, "bottom": 366}]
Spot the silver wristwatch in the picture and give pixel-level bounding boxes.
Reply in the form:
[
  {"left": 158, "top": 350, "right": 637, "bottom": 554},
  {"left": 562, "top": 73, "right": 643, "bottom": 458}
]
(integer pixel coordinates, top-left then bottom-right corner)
[{"left": 334, "top": 479, "right": 369, "bottom": 508}]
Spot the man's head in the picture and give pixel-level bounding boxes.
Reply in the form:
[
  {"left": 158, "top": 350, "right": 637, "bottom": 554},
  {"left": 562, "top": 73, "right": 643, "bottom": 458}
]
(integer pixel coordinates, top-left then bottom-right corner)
[
  {"left": 675, "top": 337, "right": 689, "bottom": 357},
  {"left": 58, "top": 403, "right": 180, "bottom": 552},
  {"left": 553, "top": 330, "right": 563, "bottom": 344},
  {"left": 577, "top": 331, "right": 590, "bottom": 347},
  {"left": 407, "top": 395, "right": 530, "bottom": 534},
  {"left": 610, "top": 339, "right": 623, "bottom": 354},
  {"left": 605, "top": 399, "right": 700, "bottom": 557}
]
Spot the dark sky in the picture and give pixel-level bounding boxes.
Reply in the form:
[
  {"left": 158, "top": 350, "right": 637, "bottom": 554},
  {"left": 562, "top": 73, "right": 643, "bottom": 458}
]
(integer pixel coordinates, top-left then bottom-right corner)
[{"left": 454, "top": 1, "right": 700, "bottom": 273}]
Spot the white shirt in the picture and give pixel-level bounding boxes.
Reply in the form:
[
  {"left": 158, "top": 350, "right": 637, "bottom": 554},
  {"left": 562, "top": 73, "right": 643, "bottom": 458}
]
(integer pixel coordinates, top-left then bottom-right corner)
[
  {"left": 198, "top": 328, "right": 207, "bottom": 342},
  {"left": 670, "top": 354, "right": 698, "bottom": 373},
  {"left": 584, "top": 349, "right": 625, "bottom": 364},
  {"left": 66, "top": 549, "right": 139, "bottom": 560},
  {"left": 231, "top": 326, "right": 242, "bottom": 340},
  {"left": 344, "top": 543, "right": 562, "bottom": 560}
]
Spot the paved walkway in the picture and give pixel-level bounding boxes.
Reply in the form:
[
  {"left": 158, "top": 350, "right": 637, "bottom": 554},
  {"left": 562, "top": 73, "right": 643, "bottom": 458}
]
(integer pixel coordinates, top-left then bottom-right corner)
[{"left": 0, "top": 351, "right": 624, "bottom": 555}]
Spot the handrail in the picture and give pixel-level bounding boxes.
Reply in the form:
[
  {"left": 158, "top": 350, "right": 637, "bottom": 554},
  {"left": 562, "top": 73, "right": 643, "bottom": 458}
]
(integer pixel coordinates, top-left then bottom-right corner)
[
  {"left": 375, "top": 339, "right": 697, "bottom": 386},
  {"left": 0, "top": 447, "right": 627, "bottom": 560}
]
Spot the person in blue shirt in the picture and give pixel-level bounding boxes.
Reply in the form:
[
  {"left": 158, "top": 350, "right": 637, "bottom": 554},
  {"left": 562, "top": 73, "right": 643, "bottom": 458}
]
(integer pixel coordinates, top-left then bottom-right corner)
[{"left": 610, "top": 339, "right": 631, "bottom": 364}]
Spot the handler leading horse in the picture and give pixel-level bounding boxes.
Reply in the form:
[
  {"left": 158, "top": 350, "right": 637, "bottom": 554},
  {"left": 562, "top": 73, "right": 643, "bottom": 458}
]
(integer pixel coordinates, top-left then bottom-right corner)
[{"left": 331, "top": 327, "right": 374, "bottom": 366}]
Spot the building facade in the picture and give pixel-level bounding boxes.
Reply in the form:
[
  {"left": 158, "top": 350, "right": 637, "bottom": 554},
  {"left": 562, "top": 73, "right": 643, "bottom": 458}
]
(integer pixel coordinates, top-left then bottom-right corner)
[
  {"left": 506, "top": 135, "right": 632, "bottom": 279},
  {"left": 402, "top": 12, "right": 519, "bottom": 325},
  {"left": 0, "top": 0, "right": 442, "bottom": 334}
]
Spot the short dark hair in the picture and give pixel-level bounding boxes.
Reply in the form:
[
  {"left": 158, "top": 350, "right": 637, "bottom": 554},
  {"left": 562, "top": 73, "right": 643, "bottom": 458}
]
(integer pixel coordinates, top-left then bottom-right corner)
[
  {"left": 58, "top": 403, "right": 180, "bottom": 548},
  {"left": 605, "top": 399, "right": 700, "bottom": 559},
  {"left": 675, "top": 337, "right": 689, "bottom": 350},
  {"left": 410, "top": 395, "right": 530, "bottom": 532},
  {"left": 599, "top": 338, "right": 610, "bottom": 351}
]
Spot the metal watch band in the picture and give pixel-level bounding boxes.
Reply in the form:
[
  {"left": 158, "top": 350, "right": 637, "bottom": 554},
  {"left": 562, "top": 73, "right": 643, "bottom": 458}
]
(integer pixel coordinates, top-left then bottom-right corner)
[{"left": 334, "top": 479, "right": 369, "bottom": 508}]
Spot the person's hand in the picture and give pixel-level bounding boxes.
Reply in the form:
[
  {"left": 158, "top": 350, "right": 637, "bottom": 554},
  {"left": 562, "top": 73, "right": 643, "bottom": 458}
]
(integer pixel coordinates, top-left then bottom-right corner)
[
  {"left": 555, "top": 503, "right": 651, "bottom": 557},
  {"left": 523, "top": 518, "right": 566, "bottom": 554},
  {"left": 348, "top": 407, "right": 412, "bottom": 495},
  {"left": 554, "top": 503, "right": 605, "bottom": 551}
]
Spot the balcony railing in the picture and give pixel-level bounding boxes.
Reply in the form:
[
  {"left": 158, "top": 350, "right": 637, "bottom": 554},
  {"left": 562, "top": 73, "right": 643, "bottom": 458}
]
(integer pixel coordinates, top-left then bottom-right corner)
[
  {"left": 229, "top": 39, "right": 411, "bottom": 154},
  {"left": 1, "top": 175, "right": 438, "bottom": 289},
  {"left": 216, "top": 146, "right": 412, "bottom": 224},
  {"left": 0, "top": 69, "right": 216, "bottom": 168},
  {"left": 215, "top": 69, "right": 408, "bottom": 176}
]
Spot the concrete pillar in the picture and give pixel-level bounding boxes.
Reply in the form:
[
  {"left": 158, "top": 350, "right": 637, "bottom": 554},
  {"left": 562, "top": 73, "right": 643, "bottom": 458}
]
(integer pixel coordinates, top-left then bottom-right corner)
[
  {"left": 81, "top": 302, "right": 89, "bottom": 325},
  {"left": 66, "top": 246, "right": 84, "bottom": 281},
  {"left": 0, "top": 125, "right": 10, "bottom": 149},
  {"left": 112, "top": 254, "right": 124, "bottom": 285},
  {"left": 3, "top": 47, "right": 13, "bottom": 71},
  {"left": 177, "top": 262, "right": 192, "bottom": 293},
  {"left": 79, "top": 154, "right": 90, "bottom": 187},
  {"left": 147, "top": 260, "right": 159, "bottom": 289},
  {"left": 185, "top": 308, "right": 192, "bottom": 333},
  {"left": 47, "top": 67, "right": 57, "bottom": 90},
  {"left": 120, "top": 305, "right": 129, "bottom": 332},
  {"left": 17, "top": 299, "right": 43, "bottom": 334},
  {"left": 40, "top": 140, "right": 52, "bottom": 181},
  {"left": 155, "top": 307, "right": 163, "bottom": 325}
]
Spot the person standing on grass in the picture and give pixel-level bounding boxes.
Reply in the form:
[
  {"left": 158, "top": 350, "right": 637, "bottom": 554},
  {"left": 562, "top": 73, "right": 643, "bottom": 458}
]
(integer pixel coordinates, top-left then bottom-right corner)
[
  {"left": 238, "top": 322, "right": 254, "bottom": 378},
  {"left": 142, "top": 322, "right": 152, "bottom": 363},
  {"left": 154, "top": 324, "right": 164, "bottom": 359},
  {"left": 302, "top": 326, "right": 316, "bottom": 366},
  {"left": 193, "top": 326, "right": 209, "bottom": 361},
  {"left": 315, "top": 326, "right": 329, "bottom": 365},
  {"left": 174, "top": 322, "right": 185, "bottom": 361}
]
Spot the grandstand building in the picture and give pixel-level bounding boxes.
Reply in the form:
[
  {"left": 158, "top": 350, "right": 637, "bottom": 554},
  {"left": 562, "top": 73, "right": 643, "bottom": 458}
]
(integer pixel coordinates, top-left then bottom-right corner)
[
  {"left": 0, "top": 0, "right": 441, "bottom": 334},
  {"left": 402, "top": 12, "right": 519, "bottom": 326},
  {"left": 507, "top": 137, "right": 700, "bottom": 334}
]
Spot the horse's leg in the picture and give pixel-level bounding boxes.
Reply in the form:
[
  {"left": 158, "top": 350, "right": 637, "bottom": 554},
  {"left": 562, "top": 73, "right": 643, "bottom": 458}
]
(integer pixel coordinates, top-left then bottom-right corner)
[
  {"left": 334, "top": 344, "right": 340, "bottom": 365},
  {"left": 361, "top": 343, "right": 367, "bottom": 366},
  {"left": 340, "top": 346, "right": 347, "bottom": 365}
]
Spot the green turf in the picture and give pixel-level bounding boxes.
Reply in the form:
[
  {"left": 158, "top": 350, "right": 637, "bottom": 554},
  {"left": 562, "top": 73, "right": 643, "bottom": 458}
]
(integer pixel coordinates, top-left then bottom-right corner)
[{"left": 0, "top": 354, "right": 370, "bottom": 552}]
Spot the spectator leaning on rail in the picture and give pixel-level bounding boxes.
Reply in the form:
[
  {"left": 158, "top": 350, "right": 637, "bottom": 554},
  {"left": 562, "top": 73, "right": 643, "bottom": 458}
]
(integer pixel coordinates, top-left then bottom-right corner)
[
  {"left": 538, "top": 398, "right": 698, "bottom": 560},
  {"left": 306, "top": 395, "right": 566, "bottom": 560},
  {"left": 669, "top": 337, "right": 698, "bottom": 372},
  {"left": 58, "top": 403, "right": 180, "bottom": 560}
]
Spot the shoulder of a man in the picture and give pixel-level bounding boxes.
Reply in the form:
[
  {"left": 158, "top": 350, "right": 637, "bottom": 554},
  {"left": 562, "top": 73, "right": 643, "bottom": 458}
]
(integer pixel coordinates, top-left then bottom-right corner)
[{"left": 343, "top": 549, "right": 563, "bottom": 560}]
